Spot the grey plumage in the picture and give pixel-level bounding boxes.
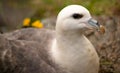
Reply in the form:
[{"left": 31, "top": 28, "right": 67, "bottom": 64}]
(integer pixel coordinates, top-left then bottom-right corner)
[{"left": 0, "top": 28, "right": 70, "bottom": 73}]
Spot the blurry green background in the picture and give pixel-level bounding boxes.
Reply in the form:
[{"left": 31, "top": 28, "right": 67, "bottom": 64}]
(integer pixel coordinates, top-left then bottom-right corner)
[{"left": 0, "top": 0, "right": 120, "bottom": 32}]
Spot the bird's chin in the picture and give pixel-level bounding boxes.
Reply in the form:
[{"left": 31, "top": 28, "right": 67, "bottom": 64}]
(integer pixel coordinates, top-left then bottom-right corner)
[
  {"left": 86, "top": 25, "right": 105, "bottom": 34},
  {"left": 85, "top": 25, "right": 97, "bottom": 31}
]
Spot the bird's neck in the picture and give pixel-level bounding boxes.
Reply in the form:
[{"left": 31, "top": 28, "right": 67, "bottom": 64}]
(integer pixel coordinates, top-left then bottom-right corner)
[
  {"left": 56, "top": 31, "right": 86, "bottom": 48},
  {"left": 51, "top": 31, "right": 99, "bottom": 73},
  {"left": 54, "top": 31, "right": 90, "bottom": 57}
]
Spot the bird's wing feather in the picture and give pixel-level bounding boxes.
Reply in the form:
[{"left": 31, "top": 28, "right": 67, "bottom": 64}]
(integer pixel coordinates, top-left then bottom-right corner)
[{"left": 0, "top": 29, "right": 69, "bottom": 73}]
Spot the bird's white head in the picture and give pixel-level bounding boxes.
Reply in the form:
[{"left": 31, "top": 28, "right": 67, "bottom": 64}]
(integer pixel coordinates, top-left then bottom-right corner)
[{"left": 56, "top": 5, "right": 100, "bottom": 34}]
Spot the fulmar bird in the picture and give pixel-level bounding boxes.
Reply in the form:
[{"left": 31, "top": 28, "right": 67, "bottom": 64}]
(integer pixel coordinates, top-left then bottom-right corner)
[{"left": 0, "top": 5, "right": 105, "bottom": 73}]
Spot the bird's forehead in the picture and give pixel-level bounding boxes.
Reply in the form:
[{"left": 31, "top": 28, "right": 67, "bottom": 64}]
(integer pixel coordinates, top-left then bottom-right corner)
[
  {"left": 57, "top": 5, "right": 90, "bottom": 19},
  {"left": 60, "top": 5, "right": 89, "bottom": 15}
]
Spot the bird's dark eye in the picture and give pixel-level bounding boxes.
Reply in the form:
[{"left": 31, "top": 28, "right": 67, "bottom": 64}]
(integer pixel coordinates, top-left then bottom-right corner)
[{"left": 72, "top": 13, "right": 83, "bottom": 19}]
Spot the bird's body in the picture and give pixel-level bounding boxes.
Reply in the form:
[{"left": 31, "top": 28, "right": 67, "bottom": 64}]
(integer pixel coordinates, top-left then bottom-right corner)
[{"left": 0, "top": 5, "right": 103, "bottom": 73}]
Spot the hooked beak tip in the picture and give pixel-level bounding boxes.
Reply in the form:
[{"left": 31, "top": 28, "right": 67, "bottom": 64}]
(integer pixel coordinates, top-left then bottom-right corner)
[
  {"left": 98, "top": 25, "right": 105, "bottom": 34},
  {"left": 88, "top": 18, "right": 105, "bottom": 34}
]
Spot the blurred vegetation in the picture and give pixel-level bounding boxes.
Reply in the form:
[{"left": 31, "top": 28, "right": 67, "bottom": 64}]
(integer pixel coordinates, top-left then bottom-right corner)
[
  {"left": 33, "top": 0, "right": 120, "bottom": 18},
  {"left": 0, "top": 0, "right": 120, "bottom": 18},
  {"left": 0, "top": 0, "right": 119, "bottom": 32},
  {"left": 0, "top": 0, "right": 120, "bottom": 17}
]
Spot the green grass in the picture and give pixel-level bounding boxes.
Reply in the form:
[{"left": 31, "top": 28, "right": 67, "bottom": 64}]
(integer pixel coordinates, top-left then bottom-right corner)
[
  {"left": 1, "top": 0, "right": 118, "bottom": 18},
  {"left": 33, "top": 0, "right": 119, "bottom": 18}
]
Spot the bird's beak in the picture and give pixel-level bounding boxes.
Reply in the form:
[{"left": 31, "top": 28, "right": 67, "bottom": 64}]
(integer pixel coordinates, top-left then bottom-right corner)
[{"left": 88, "top": 18, "right": 105, "bottom": 34}]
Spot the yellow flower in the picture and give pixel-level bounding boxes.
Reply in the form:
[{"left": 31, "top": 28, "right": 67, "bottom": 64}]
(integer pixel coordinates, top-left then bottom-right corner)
[
  {"left": 31, "top": 20, "right": 43, "bottom": 28},
  {"left": 23, "top": 18, "right": 31, "bottom": 26}
]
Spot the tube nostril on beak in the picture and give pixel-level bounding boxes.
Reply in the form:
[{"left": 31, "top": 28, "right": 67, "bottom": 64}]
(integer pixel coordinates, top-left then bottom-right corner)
[
  {"left": 96, "top": 22, "right": 100, "bottom": 27},
  {"left": 88, "top": 18, "right": 99, "bottom": 28}
]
